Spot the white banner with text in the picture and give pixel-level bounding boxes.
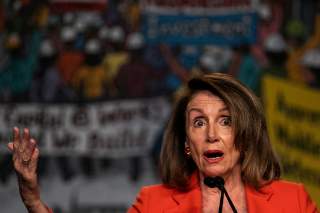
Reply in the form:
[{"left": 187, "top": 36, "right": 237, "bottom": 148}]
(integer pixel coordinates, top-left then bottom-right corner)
[{"left": 0, "top": 97, "right": 171, "bottom": 158}]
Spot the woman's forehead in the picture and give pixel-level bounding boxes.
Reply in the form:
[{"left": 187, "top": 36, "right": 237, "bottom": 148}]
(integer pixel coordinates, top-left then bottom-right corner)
[{"left": 187, "top": 91, "right": 225, "bottom": 108}]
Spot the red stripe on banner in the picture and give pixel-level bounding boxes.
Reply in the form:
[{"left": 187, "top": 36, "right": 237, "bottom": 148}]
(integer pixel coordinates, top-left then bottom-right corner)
[
  {"left": 50, "top": 1, "right": 108, "bottom": 12},
  {"left": 142, "top": 0, "right": 251, "bottom": 8}
]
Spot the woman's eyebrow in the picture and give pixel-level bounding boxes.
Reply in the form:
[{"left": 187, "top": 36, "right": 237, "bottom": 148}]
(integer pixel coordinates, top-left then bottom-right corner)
[
  {"left": 187, "top": 107, "right": 229, "bottom": 114},
  {"left": 219, "top": 107, "right": 229, "bottom": 113},
  {"left": 187, "top": 108, "right": 203, "bottom": 114}
]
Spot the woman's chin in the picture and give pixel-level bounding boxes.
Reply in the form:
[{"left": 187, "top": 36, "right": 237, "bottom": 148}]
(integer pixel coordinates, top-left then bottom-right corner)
[{"left": 201, "top": 168, "right": 226, "bottom": 178}]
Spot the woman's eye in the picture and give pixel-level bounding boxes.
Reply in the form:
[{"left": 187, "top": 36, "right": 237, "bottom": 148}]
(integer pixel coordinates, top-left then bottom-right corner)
[
  {"left": 220, "top": 116, "right": 232, "bottom": 126},
  {"left": 193, "top": 119, "right": 206, "bottom": 127}
]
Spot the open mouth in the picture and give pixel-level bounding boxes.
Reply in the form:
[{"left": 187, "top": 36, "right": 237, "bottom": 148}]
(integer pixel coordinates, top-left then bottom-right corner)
[{"left": 204, "top": 150, "right": 224, "bottom": 159}]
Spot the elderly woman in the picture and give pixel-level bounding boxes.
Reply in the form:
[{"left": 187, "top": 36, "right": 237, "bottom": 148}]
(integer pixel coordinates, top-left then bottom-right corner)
[{"left": 8, "top": 73, "right": 318, "bottom": 213}]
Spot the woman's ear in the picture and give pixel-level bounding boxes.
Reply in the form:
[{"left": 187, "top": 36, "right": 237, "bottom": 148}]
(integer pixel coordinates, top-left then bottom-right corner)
[{"left": 184, "top": 139, "right": 191, "bottom": 157}]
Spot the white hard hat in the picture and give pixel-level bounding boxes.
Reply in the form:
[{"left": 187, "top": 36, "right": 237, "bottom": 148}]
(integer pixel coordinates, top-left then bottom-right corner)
[
  {"left": 60, "top": 26, "right": 76, "bottom": 42},
  {"left": 264, "top": 33, "right": 287, "bottom": 52},
  {"left": 63, "top": 12, "right": 75, "bottom": 25},
  {"left": 85, "top": 39, "right": 101, "bottom": 54},
  {"left": 78, "top": 12, "right": 103, "bottom": 28},
  {"left": 301, "top": 48, "right": 320, "bottom": 68},
  {"left": 200, "top": 53, "right": 219, "bottom": 71},
  {"left": 74, "top": 19, "right": 87, "bottom": 33},
  {"left": 127, "top": 32, "right": 145, "bottom": 50},
  {"left": 257, "top": 4, "right": 271, "bottom": 20},
  {"left": 40, "top": 39, "right": 56, "bottom": 57},
  {"left": 98, "top": 26, "right": 110, "bottom": 40},
  {"left": 109, "top": 26, "right": 125, "bottom": 42},
  {"left": 200, "top": 46, "right": 232, "bottom": 72}
]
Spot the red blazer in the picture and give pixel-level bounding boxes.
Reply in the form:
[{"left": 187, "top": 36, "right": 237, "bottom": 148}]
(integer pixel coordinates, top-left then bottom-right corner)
[{"left": 128, "top": 177, "right": 318, "bottom": 213}]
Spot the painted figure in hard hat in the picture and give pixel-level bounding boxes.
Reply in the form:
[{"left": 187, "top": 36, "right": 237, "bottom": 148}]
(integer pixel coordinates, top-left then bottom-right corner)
[
  {"left": 285, "top": 13, "right": 320, "bottom": 85},
  {"left": 262, "top": 33, "right": 288, "bottom": 78},
  {"left": 102, "top": 25, "right": 128, "bottom": 97},
  {"left": 300, "top": 48, "right": 320, "bottom": 88},
  {"left": 57, "top": 26, "right": 84, "bottom": 87},
  {"left": 160, "top": 44, "right": 233, "bottom": 99},
  {"left": 71, "top": 38, "right": 108, "bottom": 101},
  {"left": 115, "top": 32, "right": 159, "bottom": 99}
]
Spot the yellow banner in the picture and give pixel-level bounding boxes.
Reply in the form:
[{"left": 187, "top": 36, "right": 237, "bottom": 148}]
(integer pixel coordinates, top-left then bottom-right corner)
[{"left": 262, "top": 75, "right": 320, "bottom": 207}]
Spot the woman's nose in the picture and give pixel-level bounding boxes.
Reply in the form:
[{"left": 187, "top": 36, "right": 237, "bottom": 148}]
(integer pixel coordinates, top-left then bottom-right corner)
[{"left": 206, "top": 123, "right": 219, "bottom": 143}]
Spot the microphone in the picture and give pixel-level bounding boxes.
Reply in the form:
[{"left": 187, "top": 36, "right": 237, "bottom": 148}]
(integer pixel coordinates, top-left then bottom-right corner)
[
  {"left": 204, "top": 176, "right": 238, "bottom": 213},
  {"left": 204, "top": 176, "right": 225, "bottom": 189}
]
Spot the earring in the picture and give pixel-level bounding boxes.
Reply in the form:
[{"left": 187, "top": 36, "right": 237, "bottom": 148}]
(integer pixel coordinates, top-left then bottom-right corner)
[{"left": 184, "top": 146, "right": 191, "bottom": 157}]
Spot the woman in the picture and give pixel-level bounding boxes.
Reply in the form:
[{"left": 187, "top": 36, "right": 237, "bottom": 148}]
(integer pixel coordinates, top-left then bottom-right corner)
[{"left": 9, "top": 73, "right": 318, "bottom": 212}]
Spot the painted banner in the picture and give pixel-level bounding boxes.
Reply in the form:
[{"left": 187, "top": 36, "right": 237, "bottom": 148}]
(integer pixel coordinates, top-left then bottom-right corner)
[
  {"left": 142, "top": 10, "right": 257, "bottom": 45},
  {"left": 141, "top": 0, "right": 257, "bottom": 45},
  {"left": 0, "top": 97, "right": 171, "bottom": 158},
  {"left": 262, "top": 75, "right": 320, "bottom": 206}
]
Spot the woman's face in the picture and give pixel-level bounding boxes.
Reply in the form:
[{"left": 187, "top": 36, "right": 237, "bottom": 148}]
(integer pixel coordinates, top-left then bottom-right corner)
[{"left": 186, "top": 91, "right": 240, "bottom": 179}]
